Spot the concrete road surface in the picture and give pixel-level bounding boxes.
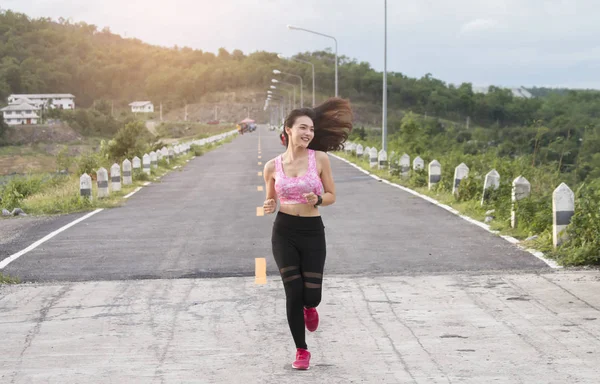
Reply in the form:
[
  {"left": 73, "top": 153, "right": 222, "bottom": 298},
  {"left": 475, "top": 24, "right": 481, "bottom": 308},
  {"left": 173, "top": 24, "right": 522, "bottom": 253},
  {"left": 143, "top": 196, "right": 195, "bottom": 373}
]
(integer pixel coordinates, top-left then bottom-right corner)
[{"left": 1, "top": 125, "right": 599, "bottom": 383}]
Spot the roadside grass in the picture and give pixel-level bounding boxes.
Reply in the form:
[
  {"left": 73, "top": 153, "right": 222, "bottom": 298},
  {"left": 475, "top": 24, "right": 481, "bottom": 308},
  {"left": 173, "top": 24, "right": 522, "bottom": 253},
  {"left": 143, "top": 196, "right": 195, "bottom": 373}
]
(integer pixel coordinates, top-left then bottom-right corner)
[
  {"left": 0, "top": 272, "right": 20, "bottom": 284},
  {"left": 0, "top": 137, "right": 105, "bottom": 175}
]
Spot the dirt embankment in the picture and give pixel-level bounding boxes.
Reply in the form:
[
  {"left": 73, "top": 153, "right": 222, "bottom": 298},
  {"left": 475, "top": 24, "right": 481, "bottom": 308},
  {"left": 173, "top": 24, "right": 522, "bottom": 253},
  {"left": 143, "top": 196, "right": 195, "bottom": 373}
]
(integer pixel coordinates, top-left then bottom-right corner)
[{"left": 3, "top": 123, "right": 83, "bottom": 146}]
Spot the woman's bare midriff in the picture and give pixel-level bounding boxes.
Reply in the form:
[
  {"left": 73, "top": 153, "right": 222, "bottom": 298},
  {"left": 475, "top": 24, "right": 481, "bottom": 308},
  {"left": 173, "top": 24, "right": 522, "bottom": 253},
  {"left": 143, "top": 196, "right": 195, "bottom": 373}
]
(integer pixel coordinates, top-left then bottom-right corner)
[{"left": 279, "top": 204, "right": 320, "bottom": 217}]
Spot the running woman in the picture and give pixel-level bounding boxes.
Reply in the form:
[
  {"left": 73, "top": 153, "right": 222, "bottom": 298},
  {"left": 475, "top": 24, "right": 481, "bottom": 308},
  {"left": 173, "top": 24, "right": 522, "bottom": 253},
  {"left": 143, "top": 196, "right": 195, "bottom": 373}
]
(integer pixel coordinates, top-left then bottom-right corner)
[{"left": 262, "top": 98, "right": 353, "bottom": 370}]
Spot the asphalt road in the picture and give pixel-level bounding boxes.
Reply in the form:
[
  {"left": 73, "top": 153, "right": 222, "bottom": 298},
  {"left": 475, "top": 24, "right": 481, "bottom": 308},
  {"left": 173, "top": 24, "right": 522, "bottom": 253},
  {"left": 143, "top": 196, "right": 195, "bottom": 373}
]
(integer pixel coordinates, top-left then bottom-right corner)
[{"left": 1, "top": 125, "right": 548, "bottom": 282}]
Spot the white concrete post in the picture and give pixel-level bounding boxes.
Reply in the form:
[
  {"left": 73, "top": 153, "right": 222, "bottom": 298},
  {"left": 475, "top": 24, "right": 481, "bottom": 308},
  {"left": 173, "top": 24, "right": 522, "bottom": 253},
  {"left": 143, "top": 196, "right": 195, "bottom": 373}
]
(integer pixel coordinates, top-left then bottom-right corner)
[
  {"left": 453, "top": 163, "right": 470, "bottom": 195},
  {"left": 110, "top": 163, "right": 121, "bottom": 192},
  {"left": 175, "top": 145, "right": 181, "bottom": 155},
  {"left": 132, "top": 156, "right": 141, "bottom": 171},
  {"left": 122, "top": 159, "right": 132, "bottom": 185},
  {"left": 369, "top": 147, "right": 378, "bottom": 168},
  {"left": 553, "top": 183, "right": 575, "bottom": 247},
  {"left": 150, "top": 151, "right": 158, "bottom": 168},
  {"left": 364, "top": 146, "right": 371, "bottom": 159},
  {"left": 161, "top": 148, "right": 169, "bottom": 163},
  {"left": 168, "top": 148, "right": 175, "bottom": 160},
  {"left": 97, "top": 167, "right": 109, "bottom": 198},
  {"left": 356, "top": 144, "right": 364, "bottom": 157},
  {"left": 481, "top": 169, "right": 500, "bottom": 206},
  {"left": 157, "top": 151, "right": 163, "bottom": 161},
  {"left": 428, "top": 160, "right": 441, "bottom": 190},
  {"left": 511, "top": 176, "right": 531, "bottom": 229},
  {"left": 400, "top": 154, "right": 410, "bottom": 177},
  {"left": 378, "top": 149, "right": 388, "bottom": 170},
  {"left": 79, "top": 173, "right": 92, "bottom": 200},
  {"left": 143, "top": 154, "right": 151, "bottom": 175},
  {"left": 413, "top": 156, "right": 424, "bottom": 171}
]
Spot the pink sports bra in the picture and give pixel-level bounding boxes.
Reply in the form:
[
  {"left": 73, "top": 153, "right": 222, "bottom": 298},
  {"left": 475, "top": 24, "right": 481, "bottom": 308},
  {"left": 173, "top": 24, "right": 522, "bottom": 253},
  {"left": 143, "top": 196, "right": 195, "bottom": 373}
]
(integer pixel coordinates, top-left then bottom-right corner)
[{"left": 274, "top": 149, "right": 325, "bottom": 205}]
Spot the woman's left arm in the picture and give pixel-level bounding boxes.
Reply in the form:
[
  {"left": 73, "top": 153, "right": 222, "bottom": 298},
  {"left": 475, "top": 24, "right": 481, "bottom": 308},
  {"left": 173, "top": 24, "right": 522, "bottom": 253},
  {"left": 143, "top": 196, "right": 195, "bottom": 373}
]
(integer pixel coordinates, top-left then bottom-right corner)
[{"left": 317, "top": 151, "right": 336, "bottom": 206}]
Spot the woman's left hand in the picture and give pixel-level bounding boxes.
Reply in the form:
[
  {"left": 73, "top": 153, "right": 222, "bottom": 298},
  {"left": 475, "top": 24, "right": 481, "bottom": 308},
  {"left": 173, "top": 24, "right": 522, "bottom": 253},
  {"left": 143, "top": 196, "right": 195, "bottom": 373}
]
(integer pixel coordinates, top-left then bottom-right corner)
[{"left": 303, "top": 192, "right": 319, "bottom": 206}]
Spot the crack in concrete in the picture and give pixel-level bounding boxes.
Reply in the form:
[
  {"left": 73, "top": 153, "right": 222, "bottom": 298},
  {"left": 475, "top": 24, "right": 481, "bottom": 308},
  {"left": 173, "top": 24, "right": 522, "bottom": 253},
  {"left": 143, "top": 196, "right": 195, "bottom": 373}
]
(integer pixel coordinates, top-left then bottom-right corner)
[
  {"left": 355, "top": 281, "right": 417, "bottom": 383},
  {"left": 9, "top": 285, "right": 70, "bottom": 384}
]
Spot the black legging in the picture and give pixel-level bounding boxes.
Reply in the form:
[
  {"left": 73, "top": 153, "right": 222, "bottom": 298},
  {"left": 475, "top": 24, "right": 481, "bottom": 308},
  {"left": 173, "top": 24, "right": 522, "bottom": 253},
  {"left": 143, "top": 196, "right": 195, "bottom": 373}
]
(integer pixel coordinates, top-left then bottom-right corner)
[{"left": 271, "top": 211, "right": 327, "bottom": 350}]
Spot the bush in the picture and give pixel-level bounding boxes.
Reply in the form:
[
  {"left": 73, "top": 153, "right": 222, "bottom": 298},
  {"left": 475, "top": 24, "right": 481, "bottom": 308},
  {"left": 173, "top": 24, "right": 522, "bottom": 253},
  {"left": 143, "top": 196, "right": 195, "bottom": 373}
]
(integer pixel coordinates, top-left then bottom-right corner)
[
  {"left": 191, "top": 144, "right": 205, "bottom": 156},
  {"left": 76, "top": 152, "right": 102, "bottom": 177},
  {"left": 104, "top": 121, "right": 151, "bottom": 162},
  {"left": 56, "top": 145, "right": 73, "bottom": 172},
  {"left": 133, "top": 168, "right": 150, "bottom": 181},
  {"left": 158, "top": 158, "right": 169, "bottom": 168},
  {"left": 513, "top": 194, "right": 553, "bottom": 236},
  {"left": 455, "top": 174, "right": 484, "bottom": 201},
  {"left": 1, "top": 175, "right": 45, "bottom": 210},
  {"left": 407, "top": 168, "right": 427, "bottom": 188}
]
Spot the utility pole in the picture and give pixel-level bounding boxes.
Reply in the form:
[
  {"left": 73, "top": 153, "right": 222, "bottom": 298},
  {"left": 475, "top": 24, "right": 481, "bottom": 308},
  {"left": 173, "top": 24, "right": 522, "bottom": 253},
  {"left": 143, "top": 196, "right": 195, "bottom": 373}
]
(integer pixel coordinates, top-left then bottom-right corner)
[{"left": 382, "top": 0, "right": 388, "bottom": 152}]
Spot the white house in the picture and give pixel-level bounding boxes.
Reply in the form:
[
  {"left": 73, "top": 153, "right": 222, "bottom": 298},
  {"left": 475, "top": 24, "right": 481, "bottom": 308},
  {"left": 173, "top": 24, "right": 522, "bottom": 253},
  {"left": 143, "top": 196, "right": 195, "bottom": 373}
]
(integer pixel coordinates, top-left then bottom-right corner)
[
  {"left": 1, "top": 102, "right": 41, "bottom": 125},
  {"left": 7, "top": 94, "right": 76, "bottom": 109},
  {"left": 129, "top": 101, "right": 154, "bottom": 113}
]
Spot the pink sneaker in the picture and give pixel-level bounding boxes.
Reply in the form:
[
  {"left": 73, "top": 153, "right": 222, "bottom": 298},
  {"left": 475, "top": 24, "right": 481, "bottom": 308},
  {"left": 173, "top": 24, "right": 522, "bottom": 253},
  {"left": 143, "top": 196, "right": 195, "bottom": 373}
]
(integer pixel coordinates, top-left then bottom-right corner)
[
  {"left": 292, "top": 348, "right": 311, "bottom": 370},
  {"left": 304, "top": 307, "right": 319, "bottom": 332}
]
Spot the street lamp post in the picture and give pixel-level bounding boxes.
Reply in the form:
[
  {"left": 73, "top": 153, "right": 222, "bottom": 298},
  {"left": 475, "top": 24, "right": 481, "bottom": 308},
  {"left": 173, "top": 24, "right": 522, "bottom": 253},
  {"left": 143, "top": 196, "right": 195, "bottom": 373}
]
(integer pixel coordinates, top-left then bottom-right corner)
[
  {"left": 278, "top": 54, "right": 315, "bottom": 107},
  {"left": 268, "top": 94, "right": 285, "bottom": 125},
  {"left": 287, "top": 25, "right": 338, "bottom": 98},
  {"left": 272, "top": 79, "right": 296, "bottom": 109},
  {"left": 270, "top": 86, "right": 291, "bottom": 117},
  {"left": 382, "top": 0, "right": 388, "bottom": 152},
  {"left": 273, "top": 69, "right": 303, "bottom": 108}
]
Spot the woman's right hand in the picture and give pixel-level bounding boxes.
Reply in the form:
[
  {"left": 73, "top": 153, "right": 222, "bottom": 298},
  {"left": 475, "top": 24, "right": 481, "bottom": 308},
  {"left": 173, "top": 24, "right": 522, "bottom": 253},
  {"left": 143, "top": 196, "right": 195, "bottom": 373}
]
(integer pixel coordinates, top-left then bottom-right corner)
[{"left": 263, "top": 198, "right": 276, "bottom": 214}]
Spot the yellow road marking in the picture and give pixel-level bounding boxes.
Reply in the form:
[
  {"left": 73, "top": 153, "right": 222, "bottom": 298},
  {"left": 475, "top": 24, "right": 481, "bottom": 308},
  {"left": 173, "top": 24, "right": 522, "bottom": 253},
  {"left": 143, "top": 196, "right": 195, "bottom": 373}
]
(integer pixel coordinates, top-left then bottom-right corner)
[
  {"left": 256, "top": 207, "right": 264, "bottom": 216},
  {"left": 255, "top": 258, "right": 266, "bottom": 284},
  {"left": 258, "top": 162, "right": 262, "bottom": 166},
  {"left": 258, "top": 171, "right": 262, "bottom": 176},
  {"left": 257, "top": 186, "right": 263, "bottom": 191}
]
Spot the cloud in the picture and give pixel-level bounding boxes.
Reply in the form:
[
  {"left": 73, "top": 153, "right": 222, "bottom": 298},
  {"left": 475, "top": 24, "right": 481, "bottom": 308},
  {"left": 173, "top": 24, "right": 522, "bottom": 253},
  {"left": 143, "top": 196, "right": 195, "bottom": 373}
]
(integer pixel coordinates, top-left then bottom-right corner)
[{"left": 459, "top": 19, "right": 500, "bottom": 35}]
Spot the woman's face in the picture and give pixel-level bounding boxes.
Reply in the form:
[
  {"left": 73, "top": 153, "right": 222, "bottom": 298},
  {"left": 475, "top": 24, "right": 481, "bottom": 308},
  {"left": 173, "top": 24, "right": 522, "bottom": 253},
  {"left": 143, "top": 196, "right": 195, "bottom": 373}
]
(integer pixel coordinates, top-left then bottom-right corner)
[{"left": 286, "top": 115, "right": 314, "bottom": 148}]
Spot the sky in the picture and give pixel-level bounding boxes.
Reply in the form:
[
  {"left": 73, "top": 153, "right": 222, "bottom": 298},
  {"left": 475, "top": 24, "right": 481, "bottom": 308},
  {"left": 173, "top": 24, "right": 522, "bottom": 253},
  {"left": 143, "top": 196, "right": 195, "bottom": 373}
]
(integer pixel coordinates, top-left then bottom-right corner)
[{"left": 4, "top": 0, "right": 600, "bottom": 89}]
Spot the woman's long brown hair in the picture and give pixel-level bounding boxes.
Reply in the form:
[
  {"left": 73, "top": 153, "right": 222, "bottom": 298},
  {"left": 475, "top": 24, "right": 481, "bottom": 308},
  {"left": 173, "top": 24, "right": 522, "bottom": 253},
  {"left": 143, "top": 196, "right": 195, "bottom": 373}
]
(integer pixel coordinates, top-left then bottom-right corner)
[{"left": 283, "top": 97, "right": 353, "bottom": 152}]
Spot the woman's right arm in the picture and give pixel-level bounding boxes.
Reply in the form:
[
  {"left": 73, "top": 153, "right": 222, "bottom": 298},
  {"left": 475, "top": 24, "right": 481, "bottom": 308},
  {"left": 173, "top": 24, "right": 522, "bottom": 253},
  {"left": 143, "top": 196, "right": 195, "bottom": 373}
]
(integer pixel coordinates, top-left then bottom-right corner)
[{"left": 263, "top": 160, "right": 277, "bottom": 213}]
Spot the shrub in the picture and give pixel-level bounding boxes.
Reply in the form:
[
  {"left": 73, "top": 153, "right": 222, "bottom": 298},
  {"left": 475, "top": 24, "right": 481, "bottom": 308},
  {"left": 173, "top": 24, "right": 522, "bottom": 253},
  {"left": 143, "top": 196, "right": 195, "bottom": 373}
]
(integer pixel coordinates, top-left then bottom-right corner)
[
  {"left": 56, "top": 145, "right": 73, "bottom": 172},
  {"left": 133, "top": 168, "right": 150, "bottom": 181},
  {"left": 191, "top": 144, "right": 205, "bottom": 156},
  {"left": 76, "top": 152, "right": 101, "bottom": 177},
  {"left": 0, "top": 175, "right": 44, "bottom": 210}
]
